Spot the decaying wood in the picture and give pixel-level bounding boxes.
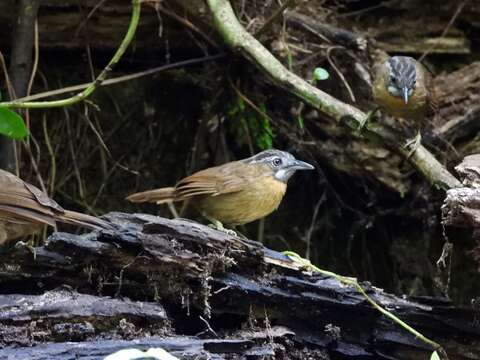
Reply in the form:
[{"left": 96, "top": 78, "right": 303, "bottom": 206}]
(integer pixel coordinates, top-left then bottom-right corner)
[
  {"left": 433, "top": 62, "right": 480, "bottom": 142},
  {"left": 0, "top": 290, "right": 169, "bottom": 345},
  {"left": 443, "top": 154, "right": 480, "bottom": 231},
  {"left": 442, "top": 154, "right": 480, "bottom": 281},
  {"left": 0, "top": 336, "right": 278, "bottom": 360},
  {"left": 1, "top": 213, "right": 479, "bottom": 359},
  {"left": 284, "top": 11, "right": 367, "bottom": 51}
]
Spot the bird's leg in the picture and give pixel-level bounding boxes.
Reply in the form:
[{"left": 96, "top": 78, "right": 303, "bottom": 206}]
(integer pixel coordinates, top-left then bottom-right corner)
[
  {"left": 233, "top": 227, "right": 248, "bottom": 239},
  {"left": 0, "top": 227, "right": 7, "bottom": 247},
  {"left": 357, "top": 107, "right": 379, "bottom": 133},
  {"left": 208, "top": 218, "right": 237, "bottom": 237},
  {"left": 404, "top": 130, "right": 422, "bottom": 159}
]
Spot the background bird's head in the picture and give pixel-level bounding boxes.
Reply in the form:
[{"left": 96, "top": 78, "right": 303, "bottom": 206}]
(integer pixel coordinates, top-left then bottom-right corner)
[
  {"left": 385, "top": 56, "right": 418, "bottom": 104},
  {"left": 243, "top": 149, "right": 314, "bottom": 183}
]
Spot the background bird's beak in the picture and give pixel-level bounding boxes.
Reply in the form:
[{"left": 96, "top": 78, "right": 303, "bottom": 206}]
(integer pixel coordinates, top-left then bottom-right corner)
[
  {"left": 402, "top": 87, "right": 409, "bottom": 104},
  {"left": 289, "top": 159, "right": 314, "bottom": 170}
]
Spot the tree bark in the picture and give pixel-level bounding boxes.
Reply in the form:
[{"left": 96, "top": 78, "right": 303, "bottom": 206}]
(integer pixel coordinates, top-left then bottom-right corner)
[
  {"left": 0, "top": 0, "right": 40, "bottom": 171},
  {"left": 1, "top": 213, "right": 479, "bottom": 359}
]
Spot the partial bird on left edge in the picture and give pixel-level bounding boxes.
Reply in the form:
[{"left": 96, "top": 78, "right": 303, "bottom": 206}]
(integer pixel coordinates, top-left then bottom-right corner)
[
  {"left": 126, "top": 149, "right": 314, "bottom": 235},
  {"left": 0, "top": 169, "right": 113, "bottom": 246}
]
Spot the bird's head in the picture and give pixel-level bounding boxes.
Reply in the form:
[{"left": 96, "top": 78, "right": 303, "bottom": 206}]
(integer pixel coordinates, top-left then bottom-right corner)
[
  {"left": 243, "top": 149, "right": 314, "bottom": 183},
  {"left": 386, "top": 56, "right": 418, "bottom": 104}
]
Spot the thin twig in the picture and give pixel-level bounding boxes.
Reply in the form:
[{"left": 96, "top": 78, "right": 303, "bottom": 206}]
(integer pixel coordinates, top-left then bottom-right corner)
[
  {"left": 0, "top": 52, "right": 15, "bottom": 100},
  {"left": 13, "top": 54, "right": 226, "bottom": 103},
  {"left": 255, "top": 0, "right": 297, "bottom": 37},
  {"left": 0, "top": 0, "right": 142, "bottom": 109},
  {"left": 42, "top": 114, "right": 56, "bottom": 195},
  {"left": 157, "top": 4, "right": 218, "bottom": 48},
  {"left": 26, "top": 20, "right": 39, "bottom": 98},
  {"left": 419, "top": 0, "right": 469, "bottom": 62},
  {"left": 75, "top": 0, "right": 110, "bottom": 36},
  {"left": 228, "top": 78, "right": 274, "bottom": 124},
  {"left": 326, "top": 46, "right": 356, "bottom": 102}
]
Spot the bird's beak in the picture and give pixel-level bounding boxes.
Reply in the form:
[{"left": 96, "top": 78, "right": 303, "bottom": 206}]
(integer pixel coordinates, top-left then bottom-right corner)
[
  {"left": 402, "top": 87, "right": 409, "bottom": 104},
  {"left": 290, "top": 159, "right": 314, "bottom": 171}
]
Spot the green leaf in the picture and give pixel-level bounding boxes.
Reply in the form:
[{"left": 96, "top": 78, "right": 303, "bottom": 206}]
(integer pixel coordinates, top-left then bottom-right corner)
[
  {"left": 430, "top": 351, "right": 440, "bottom": 360},
  {"left": 313, "top": 67, "right": 330, "bottom": 81},
  {"left": 0, "top": 107, "right": 29, "bottom": 139}
]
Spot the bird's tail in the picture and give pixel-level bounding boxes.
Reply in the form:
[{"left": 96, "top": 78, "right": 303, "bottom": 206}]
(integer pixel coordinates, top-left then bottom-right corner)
[
  {"left": 126, "top": 187, "right": 176, "bottom": 204},
  {"left": 58, "top": 210, "right": 114, "bottom": 231}
]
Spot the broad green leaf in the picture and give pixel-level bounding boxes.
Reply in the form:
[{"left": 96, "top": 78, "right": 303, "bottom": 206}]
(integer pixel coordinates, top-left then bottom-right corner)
[
  {"left": 313, "top": 67, "right": 330, "bottom": 81},
  {"left": 430, "top": 351, "right": 440, "bottom": 360},
  {"left": 0, "top": 107, "right": 28, "bottom": 139}
]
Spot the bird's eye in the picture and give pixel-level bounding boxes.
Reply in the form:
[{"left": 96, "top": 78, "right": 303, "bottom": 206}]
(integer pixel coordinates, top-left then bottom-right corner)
[
  {"left": 390, "top": 75, "right": 396, "bottom": 83},
  {"left": 272, "top": 158, "right": 282, "bottom": 167}
]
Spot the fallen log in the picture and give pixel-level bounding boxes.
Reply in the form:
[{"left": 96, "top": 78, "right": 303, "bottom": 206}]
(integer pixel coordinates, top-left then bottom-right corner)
[
  {"left": 443, "top": 154, "right": 480, "bottom": 231},
  {"left": 0, "top": 213, "right": 479, "bottom": 359},
  {"left": 0, "top": 336, "right": 273, "bottom": 360}
]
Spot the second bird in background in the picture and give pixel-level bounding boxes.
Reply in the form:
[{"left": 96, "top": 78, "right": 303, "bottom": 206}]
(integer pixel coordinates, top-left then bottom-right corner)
[
  {"left": 371, "top": 55, "right": 437, "bottom": 152},
  {"left": 126, "top": 149, "right": 314, "bottom": 234}
]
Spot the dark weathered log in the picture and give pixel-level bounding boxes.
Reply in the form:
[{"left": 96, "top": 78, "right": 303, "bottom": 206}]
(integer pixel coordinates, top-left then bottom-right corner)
[
  {"left": 434, "top": 63, "right": 480, "bottom": 143},
  {"left": 0, "top": 290, "right": 169, "bottom": 345},
  {"left": 284, "top": 11, "right": 368, "bottom": 50},
  {"left": 443, "top": 154, "right": 480, "bottom": 231},
  {"left": 0, "top": 337, "right": 275, "bottom": 360},
  {"left": 1, "top": 213, "right": 479, "bottom": 359}
]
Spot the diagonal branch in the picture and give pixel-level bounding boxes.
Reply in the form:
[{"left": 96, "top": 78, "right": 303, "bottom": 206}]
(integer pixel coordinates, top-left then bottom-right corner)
[{"left": 205, "top": 0, "right": 461, "bottom": 191}]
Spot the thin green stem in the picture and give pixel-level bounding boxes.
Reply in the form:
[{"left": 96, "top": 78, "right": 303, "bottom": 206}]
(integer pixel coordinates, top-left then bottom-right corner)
[
  {"left": 0, "top": 0, "right": 141, "bottom": 109},
  {"left": 282, "top": 251, "right": 448, "bottom": 358}
]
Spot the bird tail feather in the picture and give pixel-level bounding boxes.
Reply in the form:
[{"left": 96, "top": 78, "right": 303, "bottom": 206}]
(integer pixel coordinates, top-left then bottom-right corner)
[
  {"left": 59, "top": 210, "right": 114, "bottom": 231},
  {"left": 126, "top": 187, "right": 175, "bottom": 204}
]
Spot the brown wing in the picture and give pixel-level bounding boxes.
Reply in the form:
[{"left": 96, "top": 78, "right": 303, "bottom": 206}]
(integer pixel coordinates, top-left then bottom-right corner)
[
  {"left": 0, "top": 169, "right": 64, "bottom": 226},
  {"left": 173, "top": 161, "right": 254, "bottom": 201},
  {"left": 0, "top": 170, "right": 112, "bottom": 232}
]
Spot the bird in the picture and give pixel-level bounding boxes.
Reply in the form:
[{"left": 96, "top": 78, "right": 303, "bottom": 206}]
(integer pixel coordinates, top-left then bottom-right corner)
[
  {"left": 371, "top": 55, "right": 437, "bottom": 152},
  {"left": 0, "top": 169, "right": 113, "bottom": 246},
  {"left": 126, "top": 149, "right": 314, "bottom": 233}
]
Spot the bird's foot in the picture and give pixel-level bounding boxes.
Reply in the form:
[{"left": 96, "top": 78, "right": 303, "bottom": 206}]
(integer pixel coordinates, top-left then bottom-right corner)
[
  {"left": 208, "top": 219, "right": 237, "bottom": 237},
  {"left": 357, "top": 107, "right": 379, "bottom": 133},
  {"left": 14, "top": 240, "right": 37, "bottom": 258},
  {"left": 404, "top": 131, "right": 422, "bottom": 159}
]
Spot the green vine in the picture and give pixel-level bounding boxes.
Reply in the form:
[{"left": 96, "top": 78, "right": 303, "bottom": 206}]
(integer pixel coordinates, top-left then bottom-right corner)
[
  {"left": 283, "top": 251, "right": 448, "bottom": 360},
  {"left": 0, "top": 0, "right": 141, "bottom": 111}
]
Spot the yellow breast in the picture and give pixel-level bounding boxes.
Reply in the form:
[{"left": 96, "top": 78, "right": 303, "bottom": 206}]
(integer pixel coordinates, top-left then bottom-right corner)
[
  {"left": 373, "top": 86, "right": 427, "bottom": 120},
  {"left": 371, "top": 59, "right": 429, "bottom": 121},
  {"left": 196, "top": 175, "right": 287, "bottom": 226}
]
